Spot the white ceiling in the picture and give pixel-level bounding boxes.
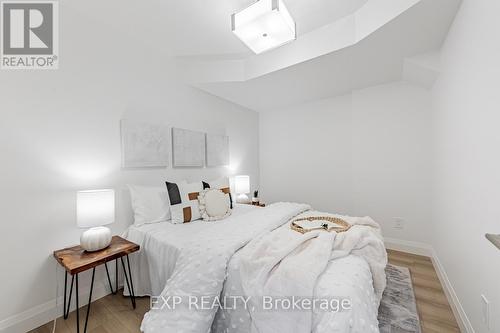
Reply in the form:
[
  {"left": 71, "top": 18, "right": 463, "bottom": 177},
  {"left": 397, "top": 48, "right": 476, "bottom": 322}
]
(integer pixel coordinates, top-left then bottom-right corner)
[
  {"left": 164, "top": 0, "right": 370, "bottom": 56},
  {"left": 286, "top": 0, "right": 369, "bottom": 36},
  {"left": 65, "top": 0, "right": 369, "bottom": 57},
  {"left": 187, "top": 0, "right": 461, "bottom": 111}
]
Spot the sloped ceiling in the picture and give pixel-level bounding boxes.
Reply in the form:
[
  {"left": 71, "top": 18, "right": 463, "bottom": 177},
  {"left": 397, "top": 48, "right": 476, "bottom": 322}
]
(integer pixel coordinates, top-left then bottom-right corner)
[{"left": 178, "top": 0, "right": 460, "bottom": 111}]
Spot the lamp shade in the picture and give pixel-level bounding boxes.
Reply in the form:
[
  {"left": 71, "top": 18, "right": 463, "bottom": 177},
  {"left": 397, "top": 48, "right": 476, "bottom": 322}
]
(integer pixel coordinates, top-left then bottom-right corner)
[
  {"left": 77, "top": 189, "right": 115, "bottom": 228},
  {"left": 231, "top": 0, "right": 296, "bottom": 54},
  {"left": 234, "top": 175, "right": 250, "bottom": 194}
]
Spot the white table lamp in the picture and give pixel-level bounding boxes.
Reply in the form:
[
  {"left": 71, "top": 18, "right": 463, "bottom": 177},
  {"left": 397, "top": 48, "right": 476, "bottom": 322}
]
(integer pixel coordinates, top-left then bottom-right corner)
[
  {"left": 235, "top": 175, "right": 250, "bottom": 203},
  {"left": 77, "top": 189, "right": 114, "bottom": 252}
]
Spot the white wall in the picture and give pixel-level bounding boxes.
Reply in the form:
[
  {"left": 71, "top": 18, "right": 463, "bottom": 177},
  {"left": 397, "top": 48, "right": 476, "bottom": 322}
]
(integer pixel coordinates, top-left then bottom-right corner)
[
  {"left": 5, "top": 1, "right": 499, "bottom": 332},
  {"left": 260, "top": 94, "right": 354, "bottom": 214},
  {"left": 260, "top": 81, "right": 432, "bottom": 242},
  {"left": 0, "top": 3, "right": 259, "bottom": 331},
  {"left": 431, "top": 0, "right": 500, "bottom": 331}
]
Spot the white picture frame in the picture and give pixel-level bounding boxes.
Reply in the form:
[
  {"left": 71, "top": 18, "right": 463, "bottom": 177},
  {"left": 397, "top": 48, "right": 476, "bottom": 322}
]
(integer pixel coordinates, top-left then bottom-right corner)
[
  {"left": 120, "top": 119, "right": 170, "bottom": 168},
  {"left": 172, "top": 127, "right": 206, "bottom": 167},
  {"left": 206, "top": 133, "right": 229, "bottom": 166}
]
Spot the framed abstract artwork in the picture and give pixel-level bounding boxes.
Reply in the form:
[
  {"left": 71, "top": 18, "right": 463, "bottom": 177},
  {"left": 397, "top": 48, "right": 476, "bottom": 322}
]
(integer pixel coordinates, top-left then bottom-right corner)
[
  {"left": 120, "top": 120, "right": 170, "bottom": 168},
  {"left": 206, "top": 133, "right": 229, "bottom": 166},
  {"left": 172, "top": 127, "right": 206, "bottom": 167}
]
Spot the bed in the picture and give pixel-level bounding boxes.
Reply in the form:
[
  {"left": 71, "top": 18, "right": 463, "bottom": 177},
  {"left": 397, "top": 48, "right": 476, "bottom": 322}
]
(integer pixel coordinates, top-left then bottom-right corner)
[
  {"left": 125, "top": 202, "right": 387, "bottom": 333},
  {"left": 126, "top": 204, "right": 259, "bottom": 297}
]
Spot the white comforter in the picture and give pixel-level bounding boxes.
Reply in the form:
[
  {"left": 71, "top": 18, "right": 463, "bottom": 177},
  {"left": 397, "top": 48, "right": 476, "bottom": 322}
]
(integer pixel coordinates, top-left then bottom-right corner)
[
  {"left": 139, "top": 203, "right": 387, "bottom": 333},
  {"left": 234, "top": 211, "right": 387, "bottom": 333}
]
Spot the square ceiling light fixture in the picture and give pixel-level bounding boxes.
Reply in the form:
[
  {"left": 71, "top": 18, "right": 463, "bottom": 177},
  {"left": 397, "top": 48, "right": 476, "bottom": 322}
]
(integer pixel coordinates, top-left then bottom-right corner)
[{"left": 231, "top": 0, "right": 296, "bottom": 54}]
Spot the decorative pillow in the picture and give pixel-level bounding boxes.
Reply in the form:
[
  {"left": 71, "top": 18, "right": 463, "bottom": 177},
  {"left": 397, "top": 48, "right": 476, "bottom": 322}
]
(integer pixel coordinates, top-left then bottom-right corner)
[
  {"left": 128, "top": 185, "right": 171, "bottom": 226},
  {"left": 166, "top": 180, "right": 203, "bottom": 224},
  {"left": 198, "top": 189, "right": 232, "bottom": 221},
  {"left": 203, "top": 177, "right": 233, "bottom": 209}
]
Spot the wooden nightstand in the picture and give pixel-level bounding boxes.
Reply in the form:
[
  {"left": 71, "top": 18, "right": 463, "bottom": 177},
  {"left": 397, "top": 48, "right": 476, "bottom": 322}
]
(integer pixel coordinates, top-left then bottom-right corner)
[{"left": 53, "top": 236, "right": 139, "bottom": 333}]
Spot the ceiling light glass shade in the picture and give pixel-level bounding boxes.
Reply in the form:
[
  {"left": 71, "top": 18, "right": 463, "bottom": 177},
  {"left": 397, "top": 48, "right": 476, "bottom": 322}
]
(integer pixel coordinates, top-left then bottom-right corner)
[{"left": 232, "top": 0, "right": 296, "bottom": 54}]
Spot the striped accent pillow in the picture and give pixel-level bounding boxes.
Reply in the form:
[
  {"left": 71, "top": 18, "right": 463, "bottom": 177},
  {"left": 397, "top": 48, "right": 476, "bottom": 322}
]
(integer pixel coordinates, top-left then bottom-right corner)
[
  {"left": 202, "top": 177, "right": 233, "bottom": 209},
  {"left": 166, "top": 180, "right": 203, "bottom": 224}
]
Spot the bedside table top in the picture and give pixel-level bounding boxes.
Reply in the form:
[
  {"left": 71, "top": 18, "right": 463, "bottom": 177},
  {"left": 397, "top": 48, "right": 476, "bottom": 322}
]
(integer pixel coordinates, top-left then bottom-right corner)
[{"left": 53, "top": 236, "right": 139, "bottom": 275}]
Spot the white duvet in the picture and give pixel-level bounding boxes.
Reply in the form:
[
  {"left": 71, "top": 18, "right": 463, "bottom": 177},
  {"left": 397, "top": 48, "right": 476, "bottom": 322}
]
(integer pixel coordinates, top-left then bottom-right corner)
[
  {"left": 221, "top": 211, "right": 387, "bottom": 333},
  {"left": 136, "top": 203, "right": 387, "bottom": 333}
]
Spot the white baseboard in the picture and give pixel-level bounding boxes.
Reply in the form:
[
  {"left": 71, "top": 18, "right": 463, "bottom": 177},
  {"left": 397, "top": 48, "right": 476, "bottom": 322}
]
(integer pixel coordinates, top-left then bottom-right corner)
[
  {"left": 430, "top": 249, "right": 475, "bottom": 333},
  {"left": 384, "top": 237, "right": 434, "bottom": 256},
  {"left": 384, "top": 237, "right": 475, "bottom": 333},
  {"left": 0, "top": 280, "right": 121, "bottom": 333}
]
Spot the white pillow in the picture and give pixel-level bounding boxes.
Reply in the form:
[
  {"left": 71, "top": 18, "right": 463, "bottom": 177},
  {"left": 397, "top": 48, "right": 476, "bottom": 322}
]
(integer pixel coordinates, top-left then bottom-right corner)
[
  {"left": 198, "top": 189, "right": 232, "bottom": 221},
  {"left": 128, "top": 185, "right": 170, "bottom": 226}
]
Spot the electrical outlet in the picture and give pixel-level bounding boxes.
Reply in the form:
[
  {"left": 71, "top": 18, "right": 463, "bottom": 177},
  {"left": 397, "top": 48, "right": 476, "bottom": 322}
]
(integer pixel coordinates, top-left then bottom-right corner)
[
  {"left": 393, "top": 217, "right": 405, "bottom": 229},
  {"left": 481, "top": 295, "right": 490, "bottom": 330}
]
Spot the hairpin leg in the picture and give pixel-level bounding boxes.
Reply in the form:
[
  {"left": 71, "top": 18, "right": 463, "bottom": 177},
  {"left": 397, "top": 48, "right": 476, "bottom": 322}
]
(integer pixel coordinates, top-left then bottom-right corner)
[
  {"left": 63, "top": 272, "right": 74, "bottom": 319},
  {"left": 121, "top": 256, "right": 136, "bottom": 309},
  {"left": 105, "top": 262, "right": 116, "bottom": 294},
  {"left": 75, "top": 274, "right": 80, "bottom": 333},
  {"left": 126, "top": 255, "right": 136, "bottom": 305},
  {"left": 63, "top": 271, "right": 66, "bottom": 316},
  {"left": 83, "top": 268, "right": 95, "bottom": 333},
  {"left": 115, "top": 259, "right": 118, "bottom": 294}
]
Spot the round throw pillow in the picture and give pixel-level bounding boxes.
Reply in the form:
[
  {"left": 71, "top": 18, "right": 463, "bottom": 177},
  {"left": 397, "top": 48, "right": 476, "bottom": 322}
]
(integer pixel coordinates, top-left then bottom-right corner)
[{"left": 198, "top": 189, "right": 232, "bottom": 221}]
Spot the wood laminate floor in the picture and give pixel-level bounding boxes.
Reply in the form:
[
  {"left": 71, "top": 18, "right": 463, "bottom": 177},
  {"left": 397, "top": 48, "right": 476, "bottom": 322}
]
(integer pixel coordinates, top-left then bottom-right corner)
[
  {"left": 387, "top": 249, "right": 460, "bottom": 333},
  {"left": 30, "top": 250, "right": 460, "bottom": 333}
]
